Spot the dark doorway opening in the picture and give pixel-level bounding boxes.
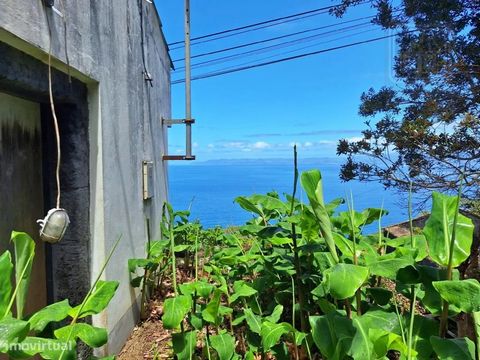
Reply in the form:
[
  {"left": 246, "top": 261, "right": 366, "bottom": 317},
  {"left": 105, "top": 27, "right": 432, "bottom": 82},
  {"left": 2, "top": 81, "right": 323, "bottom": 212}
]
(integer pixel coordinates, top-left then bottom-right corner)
[{"left": 0, "top": 41, "right": 91, "bottom": 308}]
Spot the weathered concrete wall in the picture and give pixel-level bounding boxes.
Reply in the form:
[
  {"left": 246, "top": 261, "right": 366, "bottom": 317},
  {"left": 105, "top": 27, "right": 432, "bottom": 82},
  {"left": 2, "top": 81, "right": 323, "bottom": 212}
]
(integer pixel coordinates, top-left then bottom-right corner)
[{"left": 0, "top": 0, "right": 171, "bottom": 355}]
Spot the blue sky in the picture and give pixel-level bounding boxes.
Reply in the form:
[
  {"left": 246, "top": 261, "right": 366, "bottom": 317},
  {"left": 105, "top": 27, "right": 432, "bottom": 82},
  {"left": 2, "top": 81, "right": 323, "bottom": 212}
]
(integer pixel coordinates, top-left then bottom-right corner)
[{"left": 154, "top": 1, "right": 397, "bottom": 161}]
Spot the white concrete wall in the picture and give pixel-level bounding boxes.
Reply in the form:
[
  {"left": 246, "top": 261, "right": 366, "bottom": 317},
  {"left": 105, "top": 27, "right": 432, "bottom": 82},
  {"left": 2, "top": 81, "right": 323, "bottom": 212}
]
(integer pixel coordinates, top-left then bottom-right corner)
[{"left": 0, "top": 0, "right": 171, "bottom": 355}]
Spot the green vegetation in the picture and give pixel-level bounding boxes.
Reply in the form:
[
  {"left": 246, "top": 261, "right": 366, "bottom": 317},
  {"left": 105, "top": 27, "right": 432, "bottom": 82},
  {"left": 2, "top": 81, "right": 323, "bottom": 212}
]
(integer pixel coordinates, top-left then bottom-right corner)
[
  {"left": 335, "top": 1, "right": 480, "bottom": 205},
  {"left": 0, "top": 232, "right": 119, "bottom": 360},
  {"left": 130, "top": 166, "right": 480, "bottom": 359}
]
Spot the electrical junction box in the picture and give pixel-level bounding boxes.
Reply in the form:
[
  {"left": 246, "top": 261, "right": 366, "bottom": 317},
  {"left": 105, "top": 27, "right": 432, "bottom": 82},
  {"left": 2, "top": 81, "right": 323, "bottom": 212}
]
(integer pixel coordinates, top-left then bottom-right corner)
[{"left": 142, "top": 161, "right": 154, "bottom": 200}]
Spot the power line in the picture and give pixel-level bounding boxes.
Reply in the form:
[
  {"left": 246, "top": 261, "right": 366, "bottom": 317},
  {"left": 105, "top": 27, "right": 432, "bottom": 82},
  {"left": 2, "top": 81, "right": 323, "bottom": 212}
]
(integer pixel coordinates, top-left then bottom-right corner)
[
  {"left": 169, "top": 11, "right": 331, "bottom": 51},
  {"left": 174, "top": 22, "right": 373, "bottom": 71},
  {"left": 212, "top": 27, "right": 380, "bottom": 73},
  {"left": 169, "top": 1, "right": 372, "bottom": 50},
  {"left": 172, "top": 32, "right": 407, "bottom": 84},
  {"left": 172, "top": 15, "right": 376, "bottom": 63},
  {"left": 168, "top": 3, "right": 345, "bottom": 46}
]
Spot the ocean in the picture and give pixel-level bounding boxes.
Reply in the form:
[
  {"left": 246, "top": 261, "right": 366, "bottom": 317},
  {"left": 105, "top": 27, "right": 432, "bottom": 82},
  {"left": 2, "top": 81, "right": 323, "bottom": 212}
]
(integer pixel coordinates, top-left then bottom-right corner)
[{"left": 168, "top": 158, "right": 414, "bottom": 231}]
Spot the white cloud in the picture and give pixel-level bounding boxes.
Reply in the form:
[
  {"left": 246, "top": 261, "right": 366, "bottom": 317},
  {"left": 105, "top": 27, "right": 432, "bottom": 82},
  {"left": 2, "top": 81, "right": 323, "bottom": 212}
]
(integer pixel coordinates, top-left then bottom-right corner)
[
  {"left": 346, "top": 136, "right": 364, "bottom": 142},
  {"left": 193, "top": 142, "right": 199, "bottom": 148},
  {"left": 252, "top": 141, "right": 270, "bottom": 149}
]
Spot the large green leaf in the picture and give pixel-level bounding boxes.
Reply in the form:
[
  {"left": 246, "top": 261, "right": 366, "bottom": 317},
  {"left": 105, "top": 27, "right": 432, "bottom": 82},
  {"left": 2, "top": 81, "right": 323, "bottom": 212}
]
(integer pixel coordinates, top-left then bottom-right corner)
[
  {"left": 309, "top": 313, "right": 355, "bottom": 360},
  {"left": 300, "top": 170, "right": 339, "bottom": 263},
  {"left": 260, "top": 321, "right": 293, "bottom": 351},
  {"left": 367, "top": 252, "right": 415, "bottom": 279},
  {"left": 369, "top": 329, "right": 410, "bottom": 358},
  {"left": 349, "top": 310, "right": 401, "bottom": 360},
  {"left": 230, "top": 281, "right": 257, "bottom": 303},
  {"left": 7, "top": 336, "right": 76, "bottom": 360},
  {"left": 55, "top": 323, "right": 108, "bottom": 348},
  {"left": 244, "top": 308, "right": 262, "bottom": 334},
  {"left": 172, "top": 331, "right": 197, "bottom": 360},
  {"left": 235, "top": 197, "right": 265, "bottom": 219},
  {"left": 430, "top": 336, "right": 475, "bottom": 360},
  {"left": 423, "top": 192, "right": 474, "bottom": 267},
  {"left": 433, "top": 279, "right": 480, "bottom": 313},
  {"left": 69, "top": 280, "right": 119, "bottom": 318},
  {"left": 411, "top": 315, "right": 439, "bottom": 359},
  {"left": 264, "top": 305, "right": 283, "bottom": 324},
  {"left": 323, "top": 264, "right": 369, "bottom": 300},
  {"left": 388, "top": 234, "right": 428, "bottom": 261},
  {"left": 162, "top": 295, "right": 192, "bottom": 329},
  {"left": 202, "top": 290, "right": 222, "bottom": 325},
  {"left": 0, "top": 251, "right": 13, "bottom": 318},
  {"left": 127, "top": 258, "right": 153, "bottom": 273},
  {"left": 11, "top": 231, "right": 35, "bottom": 319},
  {"left": 0, "top": 317, "right": 29, "bottom": 352},
  {"left": 418, "top": 265, "right": 460, "bottom": 315},
  {"left": 28, "top": 299, "right": 72, "bottom": 332},
  {"left": 210, "top": 333, "right": 235, "bottom": 360}
]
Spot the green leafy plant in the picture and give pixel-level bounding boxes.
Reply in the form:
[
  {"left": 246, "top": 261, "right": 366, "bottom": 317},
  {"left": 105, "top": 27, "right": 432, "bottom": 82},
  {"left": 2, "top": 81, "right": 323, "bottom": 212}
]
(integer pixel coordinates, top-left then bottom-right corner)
[
  {"left": 0, "top": 231, "right": 119, "bottom": 359},
  {"left": 130, "top": 166, "right": 479, "bottom": 359}
]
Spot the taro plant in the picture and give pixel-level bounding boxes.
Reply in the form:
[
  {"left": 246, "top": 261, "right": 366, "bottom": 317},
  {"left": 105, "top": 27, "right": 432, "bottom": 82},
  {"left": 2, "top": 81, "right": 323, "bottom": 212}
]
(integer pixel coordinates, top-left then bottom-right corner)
[
  {"left": 0, "top": 231, "right": 119, "bottom": 359},
  {"left": 130, "top": 166, "right": 479, "bottom": 359}
]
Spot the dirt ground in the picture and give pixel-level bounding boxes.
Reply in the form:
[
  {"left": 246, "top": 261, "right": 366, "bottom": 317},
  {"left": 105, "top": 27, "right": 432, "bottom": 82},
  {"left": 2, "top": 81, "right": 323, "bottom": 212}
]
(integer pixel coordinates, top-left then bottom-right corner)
[{"left": 117, "top": 298, "right": 173, "bottom": 360}]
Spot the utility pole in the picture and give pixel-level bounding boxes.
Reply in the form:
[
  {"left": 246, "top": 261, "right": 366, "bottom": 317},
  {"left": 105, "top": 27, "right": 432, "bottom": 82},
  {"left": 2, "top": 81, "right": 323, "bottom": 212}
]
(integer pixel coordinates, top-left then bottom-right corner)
[
  {"left": 162, "top": 0, "right": 196, "bottom": 161},
  {"left": 184, "top": 0, "right": 194, "bottom": 160}
]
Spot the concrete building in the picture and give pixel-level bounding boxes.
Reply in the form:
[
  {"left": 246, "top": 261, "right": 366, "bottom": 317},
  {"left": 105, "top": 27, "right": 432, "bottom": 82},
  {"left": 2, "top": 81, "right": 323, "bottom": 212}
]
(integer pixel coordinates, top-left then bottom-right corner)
[{"left": 0, "top": 0, "right": 172, "bottom": 356}]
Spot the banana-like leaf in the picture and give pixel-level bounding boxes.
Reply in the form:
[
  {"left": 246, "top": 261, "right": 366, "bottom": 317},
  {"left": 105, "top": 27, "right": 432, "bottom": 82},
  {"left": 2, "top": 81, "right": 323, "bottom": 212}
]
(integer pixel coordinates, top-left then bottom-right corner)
[
  {"left": 202, "top": 290, "right": 222, "bottom": 325},
  {"left": 244, "top": 308, "right": 262, "bottom": 334},
  {"left": 28, "top": 299, "right": 72, "bottom": 332},
  {"left": 172, "top": 331, "right": 197, "bottom": 360},
  {"left": 300, "top": 170, "right": 339, "bottom": 263},
  {"left": 210, "top": 333, "right": 235, "bottom": 360},
  {"left": 430, "top": 336, "right": 475, "bottom": 360},
  {"left": 55, "top": 323, "right": 108, "bottom": 348},
  {"left": 309, "top": 313, "right": 355, "bottom": 360},
  {"left": 411, "top": 315, "right": 439, "bottom": 359},
  {"left": 423, "top": 192, "right": 474, "bottom": 267},
  {"left": 230, "top": 281, "right": 257, "bottom": 303},
  {"left": 162, "top": 295, "right": 192, "bottom": 329},
  {"left": 433, "top": 279, "right": 480, "bottom": 313},
  {"left": 0, "top": 317, "right": 30, "bottom": 352},
  {"left": 0, "top": 251, "right": 13, "bottom": 318},
  {"left": 323, "top": 264, "right": 369, "bottom": 300},
  {"left": 11, "top": 231, "right": 35, "bottom": 319},
  {"left": 264, "top": 305, "right": 283, "bottom": 324},
  {"left": 260, "top": 321, "right": 293, "bottom": 351},
  {"left": 69, "top": 280, "right": 119, "bottom": 318}
]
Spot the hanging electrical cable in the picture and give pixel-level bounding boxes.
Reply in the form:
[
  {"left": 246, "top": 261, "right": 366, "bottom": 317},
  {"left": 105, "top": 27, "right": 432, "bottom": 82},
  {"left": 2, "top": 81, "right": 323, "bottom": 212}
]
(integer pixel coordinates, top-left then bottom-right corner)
[
  {"left": 174, "top": 22, "right": 373, "bottom": 72},
  {"left": 168, "top": 0, "right": 372, "bottom": 48},
  {"left": 188, "top": 27, "right": 380, "bottom": 79},
  {"left": 38, "top": 4, "right": 70, "bottom": 244},
  {"left": 171, "top": 31, "right": 413, "bottom": 84},
  {"left": 172, "top": 15, "right": 377, "bottom": 63}
]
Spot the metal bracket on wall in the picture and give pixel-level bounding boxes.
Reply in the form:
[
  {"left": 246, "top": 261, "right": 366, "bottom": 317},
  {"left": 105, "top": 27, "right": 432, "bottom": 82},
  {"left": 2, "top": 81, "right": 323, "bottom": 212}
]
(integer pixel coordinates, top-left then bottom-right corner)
[{"left": 162, "top": 117, "right": 196, "bottom": 161}]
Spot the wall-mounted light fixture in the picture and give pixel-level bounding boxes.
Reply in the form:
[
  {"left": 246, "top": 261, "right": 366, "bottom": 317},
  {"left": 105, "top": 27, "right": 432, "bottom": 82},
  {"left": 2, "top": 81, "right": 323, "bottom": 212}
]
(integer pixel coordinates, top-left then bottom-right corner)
[{"left": 37, "top": 208, "right": 70, "bottom": 243}]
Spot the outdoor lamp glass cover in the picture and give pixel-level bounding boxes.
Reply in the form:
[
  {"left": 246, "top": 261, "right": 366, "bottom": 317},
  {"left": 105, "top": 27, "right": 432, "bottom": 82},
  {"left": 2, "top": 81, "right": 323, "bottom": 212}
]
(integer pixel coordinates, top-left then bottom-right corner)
[{"left": 37, "top": 208, "right": 70, "bottom": 243}]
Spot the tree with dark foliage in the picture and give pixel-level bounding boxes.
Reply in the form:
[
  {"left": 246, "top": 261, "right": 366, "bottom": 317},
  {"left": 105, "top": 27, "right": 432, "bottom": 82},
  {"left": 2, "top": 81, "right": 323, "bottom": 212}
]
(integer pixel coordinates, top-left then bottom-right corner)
[{"left": 334, "top": 0, "right": 480, "bottom": 207}]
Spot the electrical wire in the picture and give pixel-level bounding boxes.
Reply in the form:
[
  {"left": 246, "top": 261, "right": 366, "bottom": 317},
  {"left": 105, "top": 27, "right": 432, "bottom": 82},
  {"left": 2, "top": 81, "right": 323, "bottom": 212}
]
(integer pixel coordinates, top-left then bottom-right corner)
[
  {"left": 172, "top": 32, "right": 410, "bottom": 84},
  {"left": 200, "top": 27, "right": 380, "bottom": 76},
  {"left": 44, "top": 9, "right": 62, "bottom": 209},
  {"left": 172, "top": 15, "right": 377, "bottom": 63},
  {"left": 168, "top": 3, "right": 345, "bottom": 46},
  {"left": 175, "top": 22, "right": 373, "bottom": 71},
  {"left": 168, "top": 1, "right": 372, "bottom": 49}
]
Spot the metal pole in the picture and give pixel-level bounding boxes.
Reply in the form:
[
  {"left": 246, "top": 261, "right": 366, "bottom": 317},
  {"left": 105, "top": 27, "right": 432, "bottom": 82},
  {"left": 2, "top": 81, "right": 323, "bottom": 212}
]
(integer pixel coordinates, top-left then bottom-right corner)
[{"left": 184, "top": 0, "right": 193, "bottom": 159}]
